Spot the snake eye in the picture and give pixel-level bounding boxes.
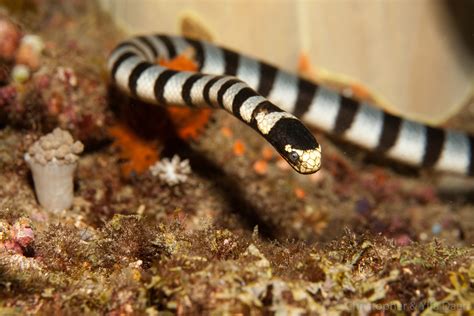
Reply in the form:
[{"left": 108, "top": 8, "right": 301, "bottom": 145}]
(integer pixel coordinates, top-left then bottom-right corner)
[{"left": 289, "top": 151, "right": 299, "bottom": 163}]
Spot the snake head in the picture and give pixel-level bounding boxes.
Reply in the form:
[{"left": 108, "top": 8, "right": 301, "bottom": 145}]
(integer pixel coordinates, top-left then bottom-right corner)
[
  {"left": 284, "top": 144, "right": 322, "bottom": 174},
  {"left": 267, "top": 118, "right": 322, "bottom": 174}
]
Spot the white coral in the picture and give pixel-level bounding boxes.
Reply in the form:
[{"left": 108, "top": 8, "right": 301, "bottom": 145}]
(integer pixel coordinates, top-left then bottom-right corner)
[
  {"left": 24, "top": 128, "right": 83, "bottom": 212},
  {"left": 149, "top": 155, "right": 191, "bottom": 186},
  {"left": 26, "top": 127, "right": 84, "bottom": 166}
]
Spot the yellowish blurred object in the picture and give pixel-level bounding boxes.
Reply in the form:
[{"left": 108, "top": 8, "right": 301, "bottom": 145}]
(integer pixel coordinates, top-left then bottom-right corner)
[{"left": 180, "top": 11, "right": 215, "bottom": 42}]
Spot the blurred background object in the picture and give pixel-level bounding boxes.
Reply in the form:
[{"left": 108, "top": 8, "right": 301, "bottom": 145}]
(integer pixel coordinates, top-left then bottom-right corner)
[{"left": 99, "top": 0, "right": 474, "bottom": 125}]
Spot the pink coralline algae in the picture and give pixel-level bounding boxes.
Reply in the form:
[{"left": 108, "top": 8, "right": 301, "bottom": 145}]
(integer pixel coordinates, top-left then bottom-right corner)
[
  {"left": 56, "top": 67, "right": 78, "bottom": 87},
  {"left": 0, "top": 85, "right": 17, "bottom": 107},
  {"left": 0, "top": 217, "right": 35, "bottom": 255},
  {"left": 12, "top": 217, "right": 35, "bottom": 248}
]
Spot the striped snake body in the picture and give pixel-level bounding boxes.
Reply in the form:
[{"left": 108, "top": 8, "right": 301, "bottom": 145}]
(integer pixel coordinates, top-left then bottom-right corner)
[{"left": 108, "top": 34, "right": 474, "bottom": 176}]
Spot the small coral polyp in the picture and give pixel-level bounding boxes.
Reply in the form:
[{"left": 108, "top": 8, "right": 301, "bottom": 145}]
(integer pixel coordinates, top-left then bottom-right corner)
[
  {"left": 24, "top": 128, "right": 84, "bottom": 212},
  {"left": 149, "top": 155, "right": 191, "bottom": 186}
]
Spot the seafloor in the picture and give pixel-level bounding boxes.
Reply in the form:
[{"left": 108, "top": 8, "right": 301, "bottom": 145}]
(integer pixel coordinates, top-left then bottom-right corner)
[{"left": 0, "top": 1, "right": 473, "bottom": 315}]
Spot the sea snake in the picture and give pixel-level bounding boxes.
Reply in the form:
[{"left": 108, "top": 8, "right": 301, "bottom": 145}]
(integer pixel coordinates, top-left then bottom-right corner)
[{"left": 108, "top": 34, "right": 474, "bottom": 176}]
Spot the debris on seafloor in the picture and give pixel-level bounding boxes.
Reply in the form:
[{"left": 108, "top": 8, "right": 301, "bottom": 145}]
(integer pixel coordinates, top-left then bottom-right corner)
[{"left": 24, "top": 128, "right": 84, "bottom": 212}]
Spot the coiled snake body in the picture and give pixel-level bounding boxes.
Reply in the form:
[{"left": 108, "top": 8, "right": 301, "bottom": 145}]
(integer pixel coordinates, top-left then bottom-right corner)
[{"left": 108, "top": 34, "right": 474, "bottom": 176}]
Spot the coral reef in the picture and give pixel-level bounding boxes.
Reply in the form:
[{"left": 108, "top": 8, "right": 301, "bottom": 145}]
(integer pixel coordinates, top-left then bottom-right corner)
[{"left": 0, "top": 0, "right": 472, "bottom": 314}]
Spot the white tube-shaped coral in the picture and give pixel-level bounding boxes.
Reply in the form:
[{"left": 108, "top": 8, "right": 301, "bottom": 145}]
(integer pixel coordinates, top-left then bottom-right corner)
[{"left": 24, "top": 128, "right": 83, "bottom": 212}]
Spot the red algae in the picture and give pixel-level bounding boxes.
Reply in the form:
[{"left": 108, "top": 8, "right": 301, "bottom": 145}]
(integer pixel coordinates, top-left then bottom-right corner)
[{"left": 108, "top": 123, "right": 160, "bottom": 177}]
